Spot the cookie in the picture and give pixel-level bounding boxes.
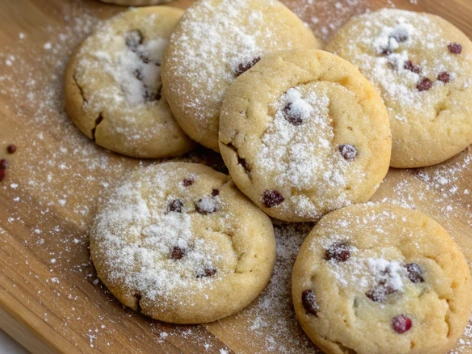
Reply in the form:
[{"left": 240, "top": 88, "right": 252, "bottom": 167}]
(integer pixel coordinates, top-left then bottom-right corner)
[
  {"left": 292, "top": 204, "right": 472, "bottom": 354},
  {"left": 99, "top": 0, "right": 171, "bottom": 5},
  {"left": 90, "top": 162, "right": 276, "bottom": 324},
  {"left": 161, "top": 0, "right": 321, "bottom": 152},
  {"left": 326, "top": 9, "right": 472, "bottom": 168},
  {"left": 65, "top": 7, "right": 195, "bottom": 158},
  {"left": 219, "top": 49, "right": 391, "bottom": 222}
]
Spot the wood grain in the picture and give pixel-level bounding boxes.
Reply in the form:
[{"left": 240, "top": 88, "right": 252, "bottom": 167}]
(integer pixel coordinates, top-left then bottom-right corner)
[{"left": 0, "top": 0, "right": 470, "bottom": 353}]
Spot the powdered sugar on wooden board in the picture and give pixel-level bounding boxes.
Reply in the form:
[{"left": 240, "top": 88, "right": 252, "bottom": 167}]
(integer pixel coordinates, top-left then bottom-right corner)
[{"left": 0, "top": 0, "right": 471, "bottom": 353}]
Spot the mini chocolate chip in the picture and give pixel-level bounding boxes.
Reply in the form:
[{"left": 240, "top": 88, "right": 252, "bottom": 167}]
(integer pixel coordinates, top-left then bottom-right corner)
[
  {"left": 338, "top": 144, "right": 357, "bottom": 161},
  {"left": 7, "top": 144, "right": 16, "bottom": 154},
  {"left": 302, "top": 289, "right": 319, "bottom": 316},
  {"left": 134, "top": 69, "right": 144, "bottom": 81},
  {"left": 171, "top": 246, "right": 185, "bottom": 260},
  {"left": 183, "top": 178, "right": 194, "bottom": 187},
  {"left": 0, "top": 159, "right": 7, "bottom": 169},
  {"left": 282, "top": 103, "right": 303, "bottom": 125},
  {"left": 138, "top": 53, "right": 150, "bottom": 64},
  {"left": 392, "top": 315, "right": 412, "bottom": 334},
  {"left": 168, "top": 199, "right": 183, "bottom": 213},
  {"left": 417, "top": 78, "right": 433, "bottom": 92},
  {"left": 366, "top": 284, "right": 397, "bottom": 302},
  {"left": 262, "top": 190, "right": 284, "bottom": 208},
  {"left": 391, "top": 33, "right": 408, "bottom": 43},
  {"left": 235, "top": 57, "right": 261, "bottom": 77},
  {"left": 405, "top": 263, "right": 424, "bottom": 283},
  {"left": 144, "top": 87, "right": 159, "bottom": 102},
  {"left": 437, "top": 72, "right": 451, "bottom": 83},
  {"left": 448, "top": 43, "right": 462, "bottom": 54},
  {"left": 404, "top": 60, "right": 421, "bottom": 74},
  {"left": 125, "top": 30, "right": 143, "bottom": 51},
  {"left": 325, "top": 242, "right": 351, "bottom": 262},
  {"left": 0, "top": 169, "right": 5, "bottom": 182},
  {"left": 197, "top": 268, "right": 217, "bottom": 278},
  {"left": 381, "top": 47, "right": 392, "bottom": 56},
  {"left": 211, "top": 189, "right": 220, "bottom": 197}
]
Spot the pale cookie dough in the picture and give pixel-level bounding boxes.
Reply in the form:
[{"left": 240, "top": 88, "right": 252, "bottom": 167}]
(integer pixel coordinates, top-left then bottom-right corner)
[
  {"left": 161, "top": 0, "right": 321, "bottom": 152},
  {"left": 65, "top": 7, "right": 195, "bottom": 159},
  {"left": 219, "top": 50, "right": 391, "bottom": 222},
  {"left": 326, "top": 9, "right": 472, "bottom": 168},
  {"left": 292, "top": 204, "right": 472, "bottom": 354},
  {"left": 90, "top": 162, "right": 276, "bottom": 324}
]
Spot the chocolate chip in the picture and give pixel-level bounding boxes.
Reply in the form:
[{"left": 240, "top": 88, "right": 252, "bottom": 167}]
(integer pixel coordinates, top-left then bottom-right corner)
[
  {"left": 183, "top": 178, "right": 194, "bottom": 187},
  {"left": 171, "top": 246, "right": 185, "bottom": 260},
  {"left": 325, "top": 242, "right": 351, "bottom": 262},
  {"left": 261, "top": 190, "right": 284, "bottom": 208},
  {"left": 366, "top": 284, "right": 397, "bottom": 302},
  {"left": 195, "top": 197, "right": 219, "bottom": 215},
  {"left": 417, "top": 78, "right": 433, "bottom": 92},
  {"left": 405, "top": 263, "right": 424, "bottom": 283},
  {"left": 448, "top": 43, "right": 462, "bottom": 54},
  {"left": 235, "top": 57, "right": 261, "bottom": 77},
  {"left": 0, "top": 159, "right": 7, "bottom": 169},
  {"left": 338, "top": 144, "right": 357, "bottom": 161},
  {"left": 168, "top": 199, "right": 183, "bottom": 213},
  {"left": 381, "top": 48, "right": 392, "bottom": 56},
  {"left": 282, "top": 103, "right": 303, "bottom": 126},
  {"left": 404, "top": 60, "right": 421, "bottom": 74},
  {"left": 211, "top": 189, "right": 220, "bottom": 197},
  {"left": 138, "top": 53, "right": 150, "bottom": 64},
  {"left": 7, "top": 144, "right": 16, "bottom": 154},
  {"left": 392, "top": 315, "right": 412, "bottom": 334},
  {"left": 134, "top": 69, "right": 144, "bottom": 81},
  {"left": 0, "top": 169, "right": 5, "bottom": 182},
  {"left": 302, "top": 289, "right": 319, "bottom": 316},
  {"left": 391, "top": 33, "right": 408, "bottom": 43},
  {"left": 125, "top": 30, "right": 143, "bottom": 51},
  {"left": 437, "top": 72, "right": 451, "bottom": 83},
  {"left": 144, "top": 86, "right": 159, "bottom": 102},
  {"left": 197, "top": 268, "right": 217, "bottom": 278}
]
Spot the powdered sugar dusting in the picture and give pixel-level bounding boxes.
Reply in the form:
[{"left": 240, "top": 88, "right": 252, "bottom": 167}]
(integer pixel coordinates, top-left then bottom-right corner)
[{"left": 257, "top": 85, "right": 351, "bottom": 218}]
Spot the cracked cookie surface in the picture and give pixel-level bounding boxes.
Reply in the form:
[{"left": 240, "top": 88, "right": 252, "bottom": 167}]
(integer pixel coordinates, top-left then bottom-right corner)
[
  {"left": 326, "top": 9, "right": 472, "bottom": 168},
  {"left": 292, "top": 204, "right": 472, "bottom": 354},
  {"left": 90, "top": 162, "right": 276, "bottom": 324},
  {"left": 161, "top": 0, "right": 320, "bottom": 152},
  {"left": 219, "top": 49, "right": 391, "bottom": 222},
  {"left": 65, "top": 7, "right": 195, "bottom": 158}
]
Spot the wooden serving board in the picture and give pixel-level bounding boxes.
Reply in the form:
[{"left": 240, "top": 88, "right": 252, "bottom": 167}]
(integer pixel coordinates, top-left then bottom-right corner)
[{"left": 0, "top": 0, "right": 471, "bottom": 353}]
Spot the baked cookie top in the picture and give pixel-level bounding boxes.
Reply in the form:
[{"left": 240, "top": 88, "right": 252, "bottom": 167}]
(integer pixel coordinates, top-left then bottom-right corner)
[
  {"left": 65, "top": 7, "right": 195, "bottom": 158},
  {"left": 219, "top": 49, "right": 391, "bottom": 222},
  {"left": 90, "top": 162, "right": 276, "bottom": 324},
  {"left": 326, "top": 9, "right": 472, "bottom": 168},
  {"left": 161, "top": 0, "right": 320, "bottom": 152},
  {"left": 292, "top": 204, "right": 472, "bottom": 354}
]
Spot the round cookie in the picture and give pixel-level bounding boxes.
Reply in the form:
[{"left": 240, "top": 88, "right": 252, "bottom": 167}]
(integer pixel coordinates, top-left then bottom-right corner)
[
  {"left": 65, "top": 7, "right": 195, "bottom": 159},
  {"left": 161, "top": 0, "right": 321, "bottom": 152},
  {"left": 326, "top": 9, "right": 472, "bottom": 168},
  {"left": 219, "top": 49, "right": 392, "bottom": 222},
  {"left": 90, "top": 162, "right": 276, "bottom": 324},
  {"left": 292, "top": 204, "right": 472, "bottom": 354}
]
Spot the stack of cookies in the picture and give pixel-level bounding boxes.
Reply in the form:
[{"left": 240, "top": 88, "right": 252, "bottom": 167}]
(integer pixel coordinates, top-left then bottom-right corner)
[{"left": 64, "top": 1, "right": 472, "bottom": 353}]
